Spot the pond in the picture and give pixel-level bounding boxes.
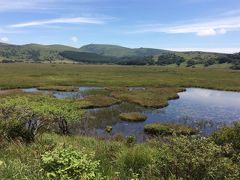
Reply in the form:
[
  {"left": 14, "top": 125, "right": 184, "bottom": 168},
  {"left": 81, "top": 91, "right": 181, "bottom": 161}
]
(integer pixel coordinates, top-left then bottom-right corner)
[
  {"left": 21, "top": 87, "right": 240, "bottom": 141},
  {"left": 22, "top": 86, "right": 104, "bottom": 99}
]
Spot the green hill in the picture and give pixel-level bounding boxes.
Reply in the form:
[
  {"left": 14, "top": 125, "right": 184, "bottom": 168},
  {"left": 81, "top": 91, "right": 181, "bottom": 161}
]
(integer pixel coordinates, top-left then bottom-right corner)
[
  {"left": 0, "top": 43, "right": 238, "bottom": 69},
  {"left": 59, "top": 51, "right": 117, "bottom": 64},
  {"left": 79, "top": 44, "right": 170, "bottom": 57},
  {"left": 0, "top": 43, "right": 79, "bottom": 63}
]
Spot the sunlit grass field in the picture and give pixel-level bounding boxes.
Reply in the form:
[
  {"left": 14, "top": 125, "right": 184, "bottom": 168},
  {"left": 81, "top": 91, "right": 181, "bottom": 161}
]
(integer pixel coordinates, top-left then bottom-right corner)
[
  {"left": 0, "top": 63, "right": 240, "bottom": 179},
  {"left": 0, "top": 63, "right": 240, "bottom": 91}
]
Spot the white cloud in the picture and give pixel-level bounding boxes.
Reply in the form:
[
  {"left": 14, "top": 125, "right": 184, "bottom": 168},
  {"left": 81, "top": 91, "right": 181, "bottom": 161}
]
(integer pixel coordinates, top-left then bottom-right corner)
[
  {"left": 0, "top": 0, "right": 107, "bottom": 12},
  {"left": 0, "top": 37, "right": 9, "bottom": 42},
  {"left": 196, "top": 28, "right": 217, "bottom": 36},
  {"left": 0, "top": 0, "right": 53, "bottom": 11},
  {"left": 0, "top": 28, "right": 23, "bottom": 34},
  {"left": 71, "top": 36, "right": 78, "bottom": 43},
  {"left": 134, "top": 16, "right": 240, "bottom": 36},
  {"left": 196, "top": 28, "right": 226, "bottom": 36},
  {"left": 221, "top": 9, "right": 240, "bottom": 16},
  {"left": 9, "top": 17, "right": 104, "bottom": 28}
]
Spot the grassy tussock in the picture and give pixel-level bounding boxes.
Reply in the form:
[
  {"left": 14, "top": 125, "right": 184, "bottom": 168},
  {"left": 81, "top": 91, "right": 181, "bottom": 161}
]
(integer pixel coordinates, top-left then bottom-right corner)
[
  {"left": 144, "top": 123, "right": 197, "bottom": 136},
  {"left": 119, "top": 112, "right": 147, "bottom": 122},
  {"left": 83, "top": 95, "right": 121, "bottom": 108},
  {"left": 111, "top": 87, "right": 183, "bottom": 108}
]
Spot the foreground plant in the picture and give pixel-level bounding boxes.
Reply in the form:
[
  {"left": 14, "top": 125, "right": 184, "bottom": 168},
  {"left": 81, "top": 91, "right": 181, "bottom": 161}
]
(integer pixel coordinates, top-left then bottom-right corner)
[
  {"left": 0, "top": 95, "right": 85, "bottom": 142},
  {"left": 212, "top": 122, "right": 240, "bottom": 150},
  {"left": 152, "top": 136, "right": 240, "bottom": 179},
  {"left": 41, "top": 146, "right": 103, "bottom": 180}
]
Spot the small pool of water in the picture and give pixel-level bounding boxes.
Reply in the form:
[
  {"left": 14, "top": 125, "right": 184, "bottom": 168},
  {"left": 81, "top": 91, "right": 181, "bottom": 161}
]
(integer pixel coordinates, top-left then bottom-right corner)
[
  {"left": 22, "top": 86, "right": 104, "bottom": 99},
  {"left": 76, "top": 88, "right": 240, "bottom": 141},
  {"left": 19, "top": 87, "right": 240, "bottom": 141}
]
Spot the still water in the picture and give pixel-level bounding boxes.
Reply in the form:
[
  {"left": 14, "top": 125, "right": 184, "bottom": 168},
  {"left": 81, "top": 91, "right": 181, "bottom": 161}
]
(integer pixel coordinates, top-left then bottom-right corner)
[
  {"left": 80, "top": 88, "right": 240, "bottom": 141},
  {"left": 22, "top": 87, "right": 240, "bottom": 141}
]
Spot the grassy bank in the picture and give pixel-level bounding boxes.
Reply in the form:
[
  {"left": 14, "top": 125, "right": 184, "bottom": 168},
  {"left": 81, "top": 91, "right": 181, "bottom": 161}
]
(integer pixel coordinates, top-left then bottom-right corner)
[
  {"left": 0, "top": 130, "right": 240, "bottom": 179},
  {"left": 0, "top": 64, "right": 239, "bottom": 91},
  {"left": 0, "top": 64, "right": 240, "bottom": 179}
]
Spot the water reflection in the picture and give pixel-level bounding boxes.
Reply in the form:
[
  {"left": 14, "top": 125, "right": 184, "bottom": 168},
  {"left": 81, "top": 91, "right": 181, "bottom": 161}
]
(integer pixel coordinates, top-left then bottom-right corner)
[
  {"left": 82, "top": 88, "right": 240, "bottom": 141},
  {"left": 22, "top": 86, "right": 104, "bottom": 99},
  {"left": 21, "top": 87, "right": 240, "bottom": 141}
]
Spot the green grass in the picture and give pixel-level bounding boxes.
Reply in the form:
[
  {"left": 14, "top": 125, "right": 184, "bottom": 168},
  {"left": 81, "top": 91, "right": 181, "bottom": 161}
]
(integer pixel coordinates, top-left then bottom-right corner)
[
  {"left": 81, "top": 88, "right": 111, "bottom": 96},
  {"left": 37, "top": 86, "right": 79, "bottom": 92},
  {"left": 119, "top": 112, "right": 147, "bottom": 122},
  {"left": 83, "top": 95, "right": 121, "bottom": 108},
  {"left": 111, "top": 87, "right": 183, "bottom": 108},
  {"left": 0, "top": 133, "right": 239, "bottom": 179},
  {"left": 0, "top": 64, "right": 240, "bottom": 179},
  {"left": 144, "top": 123, "right": 198, "bottom": 136},
  {"left": 0, "top": 64, "right": 239, "bottom": 91},
  {"left": 175, "top": 51, "right": 221, "bottom": 61}
]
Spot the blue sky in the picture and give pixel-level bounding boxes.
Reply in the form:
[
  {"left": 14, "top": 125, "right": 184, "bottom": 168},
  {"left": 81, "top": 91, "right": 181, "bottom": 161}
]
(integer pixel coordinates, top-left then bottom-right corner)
[{"left": 0, "top": 0, "right": 240, "bottom": 53}]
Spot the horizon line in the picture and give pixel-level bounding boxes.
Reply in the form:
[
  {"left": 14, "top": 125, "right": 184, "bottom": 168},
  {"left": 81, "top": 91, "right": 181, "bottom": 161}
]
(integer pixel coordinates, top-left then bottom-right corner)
[{"left": 0, "top": 42, "right": 239, "bottom": 54}]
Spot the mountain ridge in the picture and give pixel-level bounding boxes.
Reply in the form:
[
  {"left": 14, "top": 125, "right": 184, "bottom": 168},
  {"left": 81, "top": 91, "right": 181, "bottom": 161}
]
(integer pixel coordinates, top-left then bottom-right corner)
[{"left": 0, "top": 42, "right": 238, "bottom": 69}]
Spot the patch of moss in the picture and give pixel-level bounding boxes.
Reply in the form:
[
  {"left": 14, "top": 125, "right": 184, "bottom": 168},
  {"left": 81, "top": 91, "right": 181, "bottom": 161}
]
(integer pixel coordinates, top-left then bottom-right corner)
[
  {"left": 111, "top": 87, "right": 184, "bottom": 108},
  {"left": 83, "top": 95, "right": 121, "bottom": 108},
  {"left": 37, "top": 86, "right": 79, "bottom": 92},
  {"left": 119, "top": 112, "right": 147, "bottom": 122},
  {"left": 0, "top": 89, "right": 24, "bottom": 96},
  {"left": 144, "top": 123, "right": 197, "bottom": 136},
  {"left": 82, "top": 88, "right": 111, "bottom": 96}
]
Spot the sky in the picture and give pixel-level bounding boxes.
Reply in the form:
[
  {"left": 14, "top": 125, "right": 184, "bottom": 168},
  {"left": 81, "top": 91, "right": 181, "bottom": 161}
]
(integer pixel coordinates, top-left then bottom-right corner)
[{"left": 0, "top": 0, "right": 240, "bottom": 53}]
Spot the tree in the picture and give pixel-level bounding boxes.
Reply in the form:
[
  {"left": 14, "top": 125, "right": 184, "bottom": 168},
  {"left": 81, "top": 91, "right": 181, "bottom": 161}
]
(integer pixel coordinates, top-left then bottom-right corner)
[{"left": 187, "top": 60, "right": 195, "bottom": 67}]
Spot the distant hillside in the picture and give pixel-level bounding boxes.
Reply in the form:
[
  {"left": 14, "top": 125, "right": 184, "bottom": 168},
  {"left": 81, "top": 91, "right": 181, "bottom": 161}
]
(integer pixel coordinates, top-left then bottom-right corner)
[
  {"left": 0, "top": 42, "right": 238, "bottom": 69},
  {"left": 79, "top": 44, "right": 170, "bottom": 57},
  {"left": 59, "top": 51, "right": 117, "bottom": 64},
  {"left": 0, "top": 43, "right": 79, "bottom": 63}
]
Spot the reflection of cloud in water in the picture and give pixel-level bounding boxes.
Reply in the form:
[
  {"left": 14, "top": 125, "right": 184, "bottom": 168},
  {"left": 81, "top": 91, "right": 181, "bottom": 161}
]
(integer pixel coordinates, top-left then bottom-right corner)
[
  {"left": 21, "top": 87, "right": 240, "bottom": 141},
  {"left": 180, "top": 88, "right": 240, "bottom": 107}
]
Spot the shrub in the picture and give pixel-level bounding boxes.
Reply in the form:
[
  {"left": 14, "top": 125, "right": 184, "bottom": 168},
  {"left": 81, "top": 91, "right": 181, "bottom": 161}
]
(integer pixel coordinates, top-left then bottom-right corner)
[
  {"left": 204, "top": 59, "right": 215, "bottom": 67},
  {"left": 41, "top": 147, "right": 103, "bottom": 180},
  {"left": 187, "top": 60, "right": 195, "bottom": 67},
  {"left": 0, "top": 160, "right": 4, "bottom": 167},
  {"left": 0, "top": 96, "right": 45, "bottom": 142},
  {"left": 126, "top": 135, "right": 136, "bottom": 145},
  {"left": 212, "top": 122, "right": 240, "bottom": 150},
  {"left": 153, "top": 136, "right": 240, "bottom": 179},
  {"left": 116, "top": 145, "right": 155, "bottom": 176},
  {"left": 0, "top": 95, "right": 85, "bottom": 141},
  {"left": 0, "top": 118, "right": 36, "bottom": 143}
]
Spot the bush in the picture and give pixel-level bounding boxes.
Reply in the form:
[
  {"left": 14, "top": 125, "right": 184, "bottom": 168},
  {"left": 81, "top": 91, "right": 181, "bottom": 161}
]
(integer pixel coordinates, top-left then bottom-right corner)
[
  {"left": 187, "top": 60, "right": 195, "bottom": 67},
  {"left": 116, "top": 145, "right": 155, "bottom": 176},
  {"left": 153, "top": 136, "right": 240, "bottom": 179},
  {"left": 41, "top": 147, "right": 103, "bottom": 180},
  {"left": 0, "top": 96, "right": 45, "bottom": 142},
  {"left": 204, "top": 59, "right": 215, "bottom": 67},
  {"left": 212, "top": 122, "right": 240, "bottom": 150},
  {"left": 126, "top": 135, "right": 136, "bottom": 145},
  {"left": 0, "top": 118, "right": 36, "bottom": 143},
  {"left": 0, "top": 95, "right": 85, "bottom": 141}
]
